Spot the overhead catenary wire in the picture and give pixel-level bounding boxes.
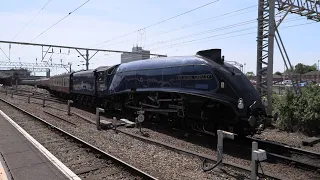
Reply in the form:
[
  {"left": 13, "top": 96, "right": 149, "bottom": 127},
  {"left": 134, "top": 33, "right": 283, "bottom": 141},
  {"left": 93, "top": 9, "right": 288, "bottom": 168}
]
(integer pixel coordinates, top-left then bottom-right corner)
[
  {"left": 90, "top": 16, "right": 310, "bottom": 61},
  {"left": 13, "top": 0, "right": 91, "bottom": 54},
  {"left": 144, "top": 19, "right": 257, "bottom": 48},
  {"left": 97, "top": 6, "right": 292, "bottom": 50},
  {"left": 81, "top": 20, "right": 316, "bottom": 66},
  {"left": 147, "top": 15, "right": 306, "bottom": 51},
  {"left": 91, "top": 0, "right": 221, "bottom": 48},
  {"left": 150, "top": 20, "right": 317, "bottom": 52},
  {"left": 12, "top": 0, "right": 52, "bottom": 41},
  {"left": 99, "top": 5, "right": 258, "bottom": 49}
]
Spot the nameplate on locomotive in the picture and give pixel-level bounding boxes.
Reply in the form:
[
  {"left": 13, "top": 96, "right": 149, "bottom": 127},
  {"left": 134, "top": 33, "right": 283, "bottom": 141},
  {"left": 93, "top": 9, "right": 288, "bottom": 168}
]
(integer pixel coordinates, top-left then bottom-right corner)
[{"left": 176, "top": 74, "right": 212, "bottom": 81}]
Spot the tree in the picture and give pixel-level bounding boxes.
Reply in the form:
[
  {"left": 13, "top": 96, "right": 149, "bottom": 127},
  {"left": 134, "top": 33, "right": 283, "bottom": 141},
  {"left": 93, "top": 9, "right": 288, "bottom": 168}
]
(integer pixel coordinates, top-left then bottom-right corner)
[
  {"left": 275, "top": 71, "right": 282, "bottom": 76},
  {"left": 246, "top": 71, "right": 255, "bottom": 79},
  {"left": 294, "top": 63, "right": 317, "bottom": 81}
]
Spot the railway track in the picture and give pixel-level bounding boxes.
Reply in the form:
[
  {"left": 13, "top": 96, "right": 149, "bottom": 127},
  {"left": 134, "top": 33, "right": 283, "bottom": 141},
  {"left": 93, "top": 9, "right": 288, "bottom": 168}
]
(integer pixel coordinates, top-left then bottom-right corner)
[
  {"left": 129, "top": 120, "right": 320, "bottom": 174},
  {"left": 0, "top": 89, "right": 63, "bottom": 103},
  {"left": 1, "top": 89, "right": 320, "bottom": 178},
  {"left": 245, "top": 136, "right": 320, "bottom": 172},
  {"left": 0, "top": 98, "right": 157, "bottom": 180}
]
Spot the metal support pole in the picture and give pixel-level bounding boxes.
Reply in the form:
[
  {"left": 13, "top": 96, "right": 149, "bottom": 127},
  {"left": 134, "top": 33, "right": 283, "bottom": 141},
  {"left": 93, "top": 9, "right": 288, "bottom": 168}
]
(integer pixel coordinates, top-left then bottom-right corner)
[
  {"left": 28, "top": 94, "right": 31, "bottom": 103},
  {"left": 113, "top": 117, "right": 117, "bottom": 131},
  {"left": 96, "top": 108, "right": 105, "bottom": 130},
  {"left": 85, "top": 49, "right": 89, "bottom": 70},
  {"left": 267, "top": 0, "right": 275, "bottom": 115},
  {"left": 251, "top": 141, "right": 259, "bottom": 180},
  {"left": 10, "top": 90, "right": 13, "bottom": 98},
  {"left": 42, "top": 96, "right": 47, "bottom": 107},
  {"left": 5, "top": 88, "right": 7, "bottom": 95},
  {"left": 256, "top": 0, "right": 264, "bottom": 96},
  {"left": 67, "top": 100, "right": 73, "bottom": 115},
  {"left": 217, "top": 130, "right": 235, "bottom": 170},
  {"left": 15, "top": 79, "right": 18, "bottom": 92}
]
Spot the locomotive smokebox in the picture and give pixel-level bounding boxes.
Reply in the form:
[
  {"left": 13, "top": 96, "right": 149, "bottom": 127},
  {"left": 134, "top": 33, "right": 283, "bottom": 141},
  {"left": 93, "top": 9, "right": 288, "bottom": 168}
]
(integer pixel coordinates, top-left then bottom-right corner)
[{"left": 196, "top": 49, "right": 223, "bottom": 64}]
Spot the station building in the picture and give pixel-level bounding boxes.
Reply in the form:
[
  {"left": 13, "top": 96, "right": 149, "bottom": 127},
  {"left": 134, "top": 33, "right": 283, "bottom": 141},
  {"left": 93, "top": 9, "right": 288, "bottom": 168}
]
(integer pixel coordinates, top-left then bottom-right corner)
[{"left": 121, "top": 46, "right": 150, "bottom": 63}]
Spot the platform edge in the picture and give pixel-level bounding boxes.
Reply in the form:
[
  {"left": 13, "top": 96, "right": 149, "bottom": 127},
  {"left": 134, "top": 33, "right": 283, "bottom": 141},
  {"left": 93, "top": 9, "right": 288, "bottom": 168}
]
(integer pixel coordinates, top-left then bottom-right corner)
[{"left": 0, "top": 110, "right": 81, "bottom": 180}]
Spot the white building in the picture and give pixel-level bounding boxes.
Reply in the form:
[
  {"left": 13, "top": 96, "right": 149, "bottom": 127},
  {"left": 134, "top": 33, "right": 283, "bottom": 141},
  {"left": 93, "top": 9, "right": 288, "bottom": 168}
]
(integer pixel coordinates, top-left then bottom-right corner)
[{"left": 121, "top": 46, "right": 150, "bottom": 63}]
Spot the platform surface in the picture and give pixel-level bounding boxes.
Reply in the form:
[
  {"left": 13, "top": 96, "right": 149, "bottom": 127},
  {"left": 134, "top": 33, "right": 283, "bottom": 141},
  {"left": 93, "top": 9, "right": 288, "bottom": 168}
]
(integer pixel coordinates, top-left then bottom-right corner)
[{"left": 0, "top": 112, "right": 70, "bottom": 180}]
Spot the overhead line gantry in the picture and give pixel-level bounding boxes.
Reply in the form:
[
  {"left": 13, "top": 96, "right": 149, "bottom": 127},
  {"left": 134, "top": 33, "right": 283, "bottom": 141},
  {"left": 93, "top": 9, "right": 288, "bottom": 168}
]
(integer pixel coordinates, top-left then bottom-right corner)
[
  {"left": 0, "top": 40, "right": 167, "bottom": 71},
  {"left": 256, "top": 0, "right": 320, "bottom": 116}
]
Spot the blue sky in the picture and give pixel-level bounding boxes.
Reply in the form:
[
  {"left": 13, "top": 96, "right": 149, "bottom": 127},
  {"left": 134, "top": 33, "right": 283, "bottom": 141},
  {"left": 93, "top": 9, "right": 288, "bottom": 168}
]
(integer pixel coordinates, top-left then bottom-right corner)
[{"left": 0, "top": 0, "right": 319, "bottom": 76}]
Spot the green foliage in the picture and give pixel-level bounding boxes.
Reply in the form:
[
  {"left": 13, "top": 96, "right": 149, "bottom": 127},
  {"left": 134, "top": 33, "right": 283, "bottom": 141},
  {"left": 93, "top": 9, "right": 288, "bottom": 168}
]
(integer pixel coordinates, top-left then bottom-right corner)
[
  {"left": 273, "top": 85, "right": 320, "bottom": 135},
  {"left": 294, "top": 63, "right": 317, "bottom": 74},
  {"left": 275, "top": 71, "right": 282, "bottom": 76},
  {"left": 245, "top": 71, "right": 255, "bottom": 80},
  {"left": 283, "top": 63, "right": 316, "bottom": 75}
]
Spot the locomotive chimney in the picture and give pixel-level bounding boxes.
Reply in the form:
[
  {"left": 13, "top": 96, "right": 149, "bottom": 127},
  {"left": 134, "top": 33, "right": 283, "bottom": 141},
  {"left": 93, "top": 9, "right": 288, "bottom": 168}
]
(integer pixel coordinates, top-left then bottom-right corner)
[{"left": 196, "top": 49, "right": 223, "bottom": 64}]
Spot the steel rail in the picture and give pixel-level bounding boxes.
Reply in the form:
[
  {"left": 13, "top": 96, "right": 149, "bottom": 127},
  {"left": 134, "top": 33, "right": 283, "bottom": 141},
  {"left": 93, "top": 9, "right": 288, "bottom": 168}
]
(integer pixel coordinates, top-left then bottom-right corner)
[
  {"left": 0, "top": 97, "right": 158, "bottom": 180},
  {"left": 246, "top": 136, "right": 320, "bottom": 172},
  {"left": 0, "top": 90, "right": 64, "bottom": 103},
  {"left": 114, "top": 129, "right": 284, "bottom": 180},
  {"left": 3, "top": 89, "right": 318, "bottom": 176}
]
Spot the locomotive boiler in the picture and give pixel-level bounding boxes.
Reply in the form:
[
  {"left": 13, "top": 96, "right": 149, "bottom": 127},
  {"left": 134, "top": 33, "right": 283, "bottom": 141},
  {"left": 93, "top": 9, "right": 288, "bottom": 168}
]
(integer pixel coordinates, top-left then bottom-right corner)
[{"left": 27, "top": 49, "right": 267, "bottom": 136}]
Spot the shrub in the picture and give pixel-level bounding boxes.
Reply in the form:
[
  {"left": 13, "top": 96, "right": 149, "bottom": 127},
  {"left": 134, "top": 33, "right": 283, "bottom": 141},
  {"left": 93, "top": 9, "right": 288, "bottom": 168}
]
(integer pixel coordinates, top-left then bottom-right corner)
[{"left": 273, "top": 85, "right": 320, "bottom": 135}]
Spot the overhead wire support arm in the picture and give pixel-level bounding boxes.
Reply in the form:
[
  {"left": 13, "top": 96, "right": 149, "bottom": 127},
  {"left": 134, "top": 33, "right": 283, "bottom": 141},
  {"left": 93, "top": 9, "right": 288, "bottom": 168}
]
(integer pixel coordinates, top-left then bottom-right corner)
[
  {"left": 0, "top": 61, "right": 68, "bottom": 68},
  {"left": 0, "top": 40, "right": 167, "bottom": 57},
  {"left": 276, "top": 0, "right": 320, "bottom": 21},
  {"left": 0, "top": 67, "right": 50, "bottom": 72},
  {"left": 42, "top": 46, "right": 52, "bottom": 61},
  {"left": 0, "top": 47, "right": 10, "bottom": 61},
  {"left": 89, "top": 50, "right": 99, "bottom": 61}
]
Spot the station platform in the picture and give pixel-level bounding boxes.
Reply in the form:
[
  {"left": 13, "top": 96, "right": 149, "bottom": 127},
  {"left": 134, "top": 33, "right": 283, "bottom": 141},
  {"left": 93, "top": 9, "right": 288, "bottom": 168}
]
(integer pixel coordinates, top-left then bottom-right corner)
[{"left": 0, "top": 110, "right": 80, "bottom": 180}]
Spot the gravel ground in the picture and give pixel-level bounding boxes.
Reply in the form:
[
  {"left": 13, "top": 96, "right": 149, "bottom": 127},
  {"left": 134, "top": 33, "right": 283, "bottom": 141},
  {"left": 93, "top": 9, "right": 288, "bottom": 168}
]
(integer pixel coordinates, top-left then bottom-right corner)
[
  {"left": 0, "top": 94, "right": 253, "bottom": 180},
  {"left": 253, "top": 128, "right": 320, "bottom": 153},
  {"left": 3, "top": 92, "right": 320, "bottom": 180},
  {"left": 25, "top": 91, "right": 320, "bottom": 154},
  {"left": 17, "top": 85, "right": 49, "bottom": 94},
  {"left": 0, "top": 100, "right": 147, "bottom": 180}
]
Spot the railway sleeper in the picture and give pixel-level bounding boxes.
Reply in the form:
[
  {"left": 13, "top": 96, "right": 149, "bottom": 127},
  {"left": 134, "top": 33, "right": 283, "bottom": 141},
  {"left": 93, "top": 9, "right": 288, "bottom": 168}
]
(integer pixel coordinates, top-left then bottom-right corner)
[
  {"left": 74, "top": 163, "right": 110, "bottom": 175},
  {"left": 82, "top": 169, "right": 123, "bottom": 180},
  {"left": 59, "top": 151, "right": 86, "bottom": 158},
  {"left": 65, "top": 157, "right": 100, "bottom": 166}
]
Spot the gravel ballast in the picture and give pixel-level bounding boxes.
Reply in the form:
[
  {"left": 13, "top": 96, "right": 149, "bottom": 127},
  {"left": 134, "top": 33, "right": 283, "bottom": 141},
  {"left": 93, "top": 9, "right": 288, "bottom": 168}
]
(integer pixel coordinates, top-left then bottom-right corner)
[
  {"left": 1, "top": 92, "right": 320, "bottom": 180},
  {"left": 0, "top": 94, "right": 254, "bottom": 180},
  {"left": 253, "top": 128, "right": 320, "bottom": 153}
]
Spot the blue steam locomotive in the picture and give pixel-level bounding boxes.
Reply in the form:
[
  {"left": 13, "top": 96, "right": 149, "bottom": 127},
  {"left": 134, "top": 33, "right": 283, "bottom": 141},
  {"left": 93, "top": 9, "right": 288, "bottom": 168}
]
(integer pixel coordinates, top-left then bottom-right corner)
[{"left": 25, "top": 49, "right": 267, "bottom": 135}]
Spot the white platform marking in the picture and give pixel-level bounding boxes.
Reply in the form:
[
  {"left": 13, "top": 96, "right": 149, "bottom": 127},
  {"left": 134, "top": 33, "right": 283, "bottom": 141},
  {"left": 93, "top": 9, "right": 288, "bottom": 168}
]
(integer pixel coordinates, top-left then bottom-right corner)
[{"left": 0, "top": 110, "right": 81, "bottom": 180}]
